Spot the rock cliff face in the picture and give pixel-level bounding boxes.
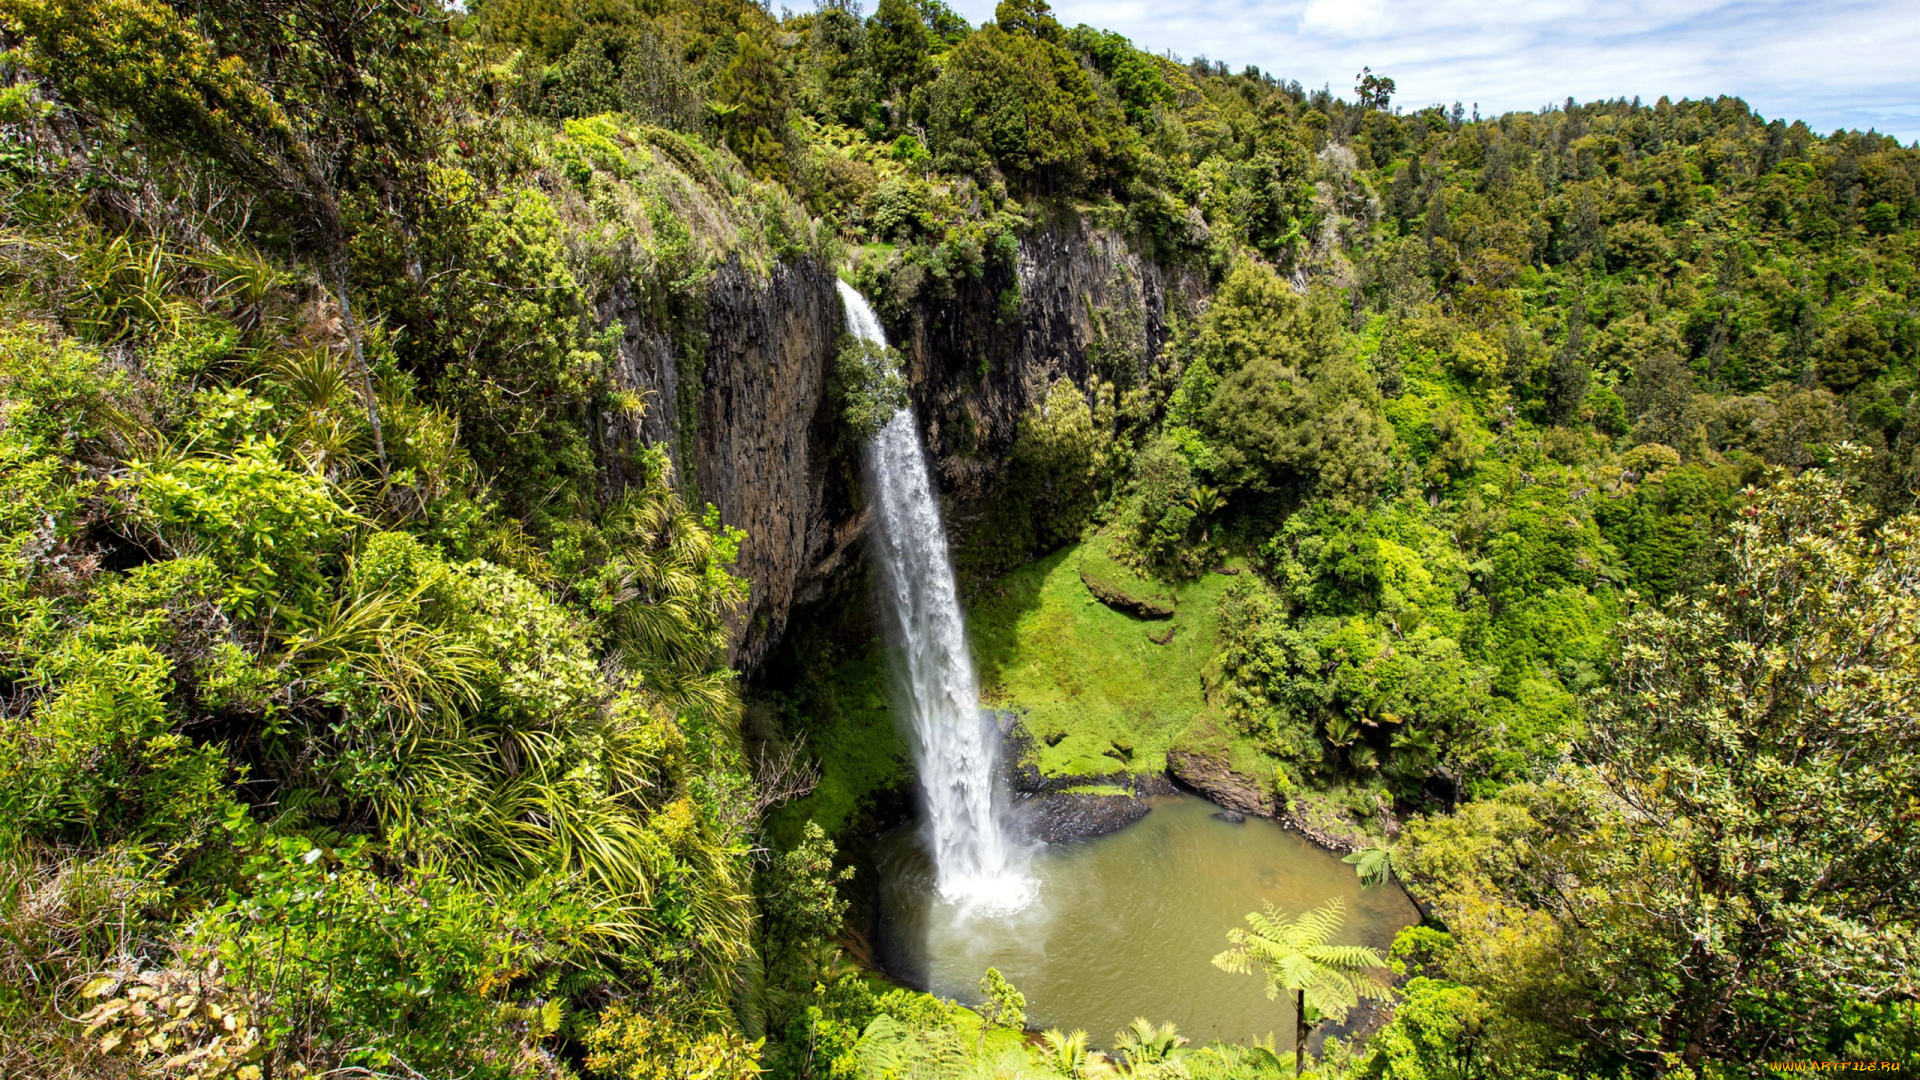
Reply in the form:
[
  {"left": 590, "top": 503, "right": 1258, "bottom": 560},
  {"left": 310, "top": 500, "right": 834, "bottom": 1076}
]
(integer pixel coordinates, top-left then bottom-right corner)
[
  {"left": 597, "top": 256, "right": 863, "bottom": 671},
  {"left": 1164, "top": 749, "right": 1280, "bottom": 819},
  {"left": 1166, "top": 747, "right": 1384, "bottom": 853},
  {"left": 898, "top": 217, "right": 1208, "bottom": 503},
  {"left": 596, "top": 216, "right": 1203, "bottom": 671}
]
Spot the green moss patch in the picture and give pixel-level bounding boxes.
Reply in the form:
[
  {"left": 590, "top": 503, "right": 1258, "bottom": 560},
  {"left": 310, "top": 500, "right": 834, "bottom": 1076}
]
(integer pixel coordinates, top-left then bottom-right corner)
[
  {"left": 967, "top": 538, "right": 1242, "bottom": 779},
  {"left": 1075, "top": 529, "right": 1176, "bottom": 618}
]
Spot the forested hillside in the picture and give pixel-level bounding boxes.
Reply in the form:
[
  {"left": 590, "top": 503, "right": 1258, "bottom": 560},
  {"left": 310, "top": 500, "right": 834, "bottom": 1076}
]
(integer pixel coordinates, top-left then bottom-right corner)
[{"left": 0, "top": 0, "right": 1914, "bottom": 1078}]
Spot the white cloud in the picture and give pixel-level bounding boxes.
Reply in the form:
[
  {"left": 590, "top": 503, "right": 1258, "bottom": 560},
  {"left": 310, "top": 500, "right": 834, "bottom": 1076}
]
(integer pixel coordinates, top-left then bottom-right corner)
[
  {"left": 1298, "top": 0, "right": 1389, "bottom": 40},
  {"left": 934, "top": 0, "right": 1920, "bottom": 140}
]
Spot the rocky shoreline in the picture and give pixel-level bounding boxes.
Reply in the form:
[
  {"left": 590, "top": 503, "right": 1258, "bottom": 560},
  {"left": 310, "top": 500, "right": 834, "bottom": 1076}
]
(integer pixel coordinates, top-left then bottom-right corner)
[
  {"left": 1164, "top": 749, "right": 1387, "bottom": 854},
  {"left": 999, "top": 717, "right": 1388, "bottom": 855}
]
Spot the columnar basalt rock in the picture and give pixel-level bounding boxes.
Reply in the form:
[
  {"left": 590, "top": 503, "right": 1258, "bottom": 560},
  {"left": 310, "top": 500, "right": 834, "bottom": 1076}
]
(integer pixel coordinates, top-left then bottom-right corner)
[
  {"left": 899, "top": 217, "right": 1207, "bottom": 502},
  {"left": 597, "top": 255, "right": 855, "bottom": 671}
]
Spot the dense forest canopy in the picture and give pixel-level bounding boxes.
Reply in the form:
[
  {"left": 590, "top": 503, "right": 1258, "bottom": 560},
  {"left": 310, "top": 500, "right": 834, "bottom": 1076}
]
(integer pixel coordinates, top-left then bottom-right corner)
[{"left": 0, "top": 0, "right": 1914, "bottom": 1078}]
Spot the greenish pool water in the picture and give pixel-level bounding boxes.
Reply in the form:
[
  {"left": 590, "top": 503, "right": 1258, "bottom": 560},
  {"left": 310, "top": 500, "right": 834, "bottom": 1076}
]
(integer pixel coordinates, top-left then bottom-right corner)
[{"left": 874, "top": 793, "right": 1418, "bottom": 1049}]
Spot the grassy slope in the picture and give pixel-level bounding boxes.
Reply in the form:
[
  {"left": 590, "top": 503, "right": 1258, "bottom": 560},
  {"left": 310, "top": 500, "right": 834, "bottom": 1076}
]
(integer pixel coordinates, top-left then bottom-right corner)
[
  {"left": 764, "top": 533, "right": 1247, "bottom": 840},
  {"left": 969, "top": 535, "right": 1241, "bottom": 778}
]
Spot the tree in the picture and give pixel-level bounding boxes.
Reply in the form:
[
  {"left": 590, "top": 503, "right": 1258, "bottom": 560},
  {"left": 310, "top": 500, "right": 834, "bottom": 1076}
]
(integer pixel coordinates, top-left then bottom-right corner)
[
  {"left": 922, "top": 2, "right": 1123, "bottom": 193},
  {"left": 1357, "top": 976, "right": 1492, "bottom": 1080},
  {"left": 759, "top": 822, "right": 852, "bottom": 992},
  {"left": 1067, "top": 26, "right": 1176, "bottom": 125},
  {"left": 1355, "top": 67, "right": 1395, "bottom": 111},
  {"left": 1125, "top": 435, "right": 1197, "bottom": 573},
  {"left": 544, "top": 21, "right": 698, "bottom": 127},
  {"left": 714, "top": 31, "right": 791, "bottom": 182},
  {"left": 474, "top": 0, "right": 624, "bottom": 61},
  {"left": 1575, "top": 458, "right": 1920, "bottom": 1067},
  {"left": 1204, "top": 356, "right": 1394, "bottom": 506},
  {"left": 1005, "top": 379, "right": 1105, "bottom": 555},
  {"left": 1625, "top": 353, "right": 1699, "bottom": 451},
  {"left": 976, "top": 967, "right": 1027, "bottom": 1051},
  {"left": 993, "top": 0, "right": 1062, "bottom": 40},
  {"left": 1212, "top": 898, "right": 1393, "bottom": 1074},
  {"left": 866, "top": 0, "right": 929, "bottom": 124},
  {"left": 1186, "top": 485, "right": 1225, "bottom": 543},
  {"left": 1542, "top": 295, "right": 1590, "bottom": 425},
  {"left": 1190, "top": 263, "right": 1393, "bottom": 507}
]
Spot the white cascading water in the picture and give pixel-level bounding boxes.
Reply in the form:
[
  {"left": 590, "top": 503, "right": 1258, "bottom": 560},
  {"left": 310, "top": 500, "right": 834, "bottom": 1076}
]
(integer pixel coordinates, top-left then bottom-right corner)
[{"left": 839, "top": 280, "right": 1034, "bottom": 914}]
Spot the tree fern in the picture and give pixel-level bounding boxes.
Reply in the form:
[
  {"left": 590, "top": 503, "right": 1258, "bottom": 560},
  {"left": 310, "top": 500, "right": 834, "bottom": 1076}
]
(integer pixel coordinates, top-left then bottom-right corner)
[{"left": 1213, "top": 898, "right": 1392, "bottom": 1073}]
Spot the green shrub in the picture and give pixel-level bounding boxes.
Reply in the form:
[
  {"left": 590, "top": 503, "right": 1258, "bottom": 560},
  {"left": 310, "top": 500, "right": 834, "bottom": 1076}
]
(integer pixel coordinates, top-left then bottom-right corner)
[
  {"left": 586, "top": 1003, "right": 763, "bottom": 1080},
  {"left": 1, "top": 557, "right": 237, "bottom": 849},
  {"left": 126, "top": 442, "right": 349, "bottom": 620},
  {"left": 834, "top": 335, "right": 908, "bottom": 440},
  {"left": 198, "top": 831, "right": 589, "bottom": 1079}
]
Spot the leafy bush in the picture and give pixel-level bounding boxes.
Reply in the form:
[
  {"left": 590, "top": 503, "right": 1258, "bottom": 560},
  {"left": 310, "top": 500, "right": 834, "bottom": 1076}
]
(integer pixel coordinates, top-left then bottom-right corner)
[
  {"left": 834, "top": 335, "right": 909, "bottom": 441},
  {"left": 3, "top": 635, "right": 230, "bottom": 849},
  {"left": 587, "top": 1005, "right": 762, "bottom": 1080},
  {"left": 127, "top": 442, "right": 349, "bottom": 619},
  {"left": 197, "top": 831, "right": 587, "bottom": 1078}
]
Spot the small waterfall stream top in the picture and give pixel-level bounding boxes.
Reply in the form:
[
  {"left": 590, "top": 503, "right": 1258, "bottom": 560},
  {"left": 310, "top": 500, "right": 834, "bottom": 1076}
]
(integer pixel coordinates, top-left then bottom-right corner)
[{"left": 839, "top": 280, "right": 1033, "bottom": 914}]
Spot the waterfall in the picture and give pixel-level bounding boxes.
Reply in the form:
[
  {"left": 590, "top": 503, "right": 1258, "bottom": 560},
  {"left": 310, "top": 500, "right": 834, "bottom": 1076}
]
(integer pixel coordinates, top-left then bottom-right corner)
[{"left": 839, "top": 280, "right": 1033, "bottom": 914}]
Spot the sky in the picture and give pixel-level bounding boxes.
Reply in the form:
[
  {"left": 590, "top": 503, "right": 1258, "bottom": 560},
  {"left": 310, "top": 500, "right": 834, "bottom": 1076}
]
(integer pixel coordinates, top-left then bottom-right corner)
[{"left": 935, "top": 0, "right": 1920, "bottom": 143}]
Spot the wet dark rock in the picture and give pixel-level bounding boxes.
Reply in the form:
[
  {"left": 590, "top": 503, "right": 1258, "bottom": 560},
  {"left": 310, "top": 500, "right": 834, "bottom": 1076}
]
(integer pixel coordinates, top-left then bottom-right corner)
[
  {"left": 1014, "top": 791, "right": 1151, "bottom": 844},
  {"left": 997, "top": 715, "right": 1171, "bottom": 842},
  {"left": 1216, "top": 810, "right": 1245, "bottom": 824},
  {"left": 1165, "top": 748, "right": 1277, "bottom": 817},
  {"left": 600, "top": 256, "right": 854, "bottom": 673},
  {"left": 1165, "top": 748, "right": 1383, "bottom": 853},
  {"left": 1134, "top": 772, "right": 1180, "bottom": 797}
]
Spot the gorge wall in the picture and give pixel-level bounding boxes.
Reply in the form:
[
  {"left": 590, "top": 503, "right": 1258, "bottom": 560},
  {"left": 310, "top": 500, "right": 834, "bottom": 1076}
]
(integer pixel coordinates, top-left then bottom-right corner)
[
  {"left": 900, "top": 219, "right": 1208, "bottom": 506},
  {"left": 595, "top": 256, "right": 856, "bottom": 671},
  {"left": 596, "top": 216, "right": 1208, "bottom": 670}
]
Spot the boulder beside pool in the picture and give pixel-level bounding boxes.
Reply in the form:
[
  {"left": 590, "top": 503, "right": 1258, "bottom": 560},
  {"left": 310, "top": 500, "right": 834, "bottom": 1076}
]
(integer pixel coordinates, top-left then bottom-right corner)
[{"left": 1014, "top": 789, "right": 1151, "bottom": 844}]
